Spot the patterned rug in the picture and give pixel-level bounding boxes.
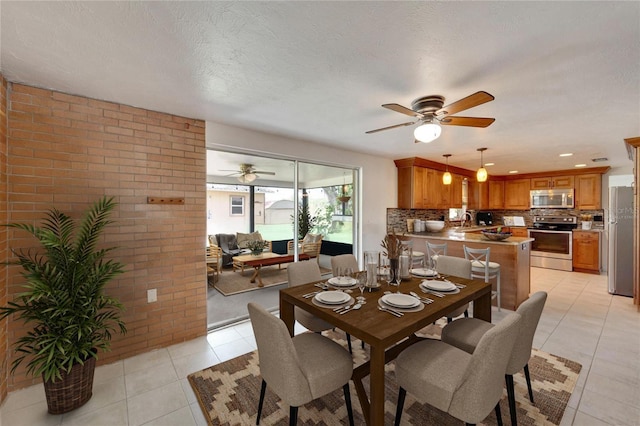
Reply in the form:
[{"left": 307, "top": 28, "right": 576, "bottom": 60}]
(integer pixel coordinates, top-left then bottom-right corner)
[
  {"left": 189, "top": 326, "right": 581, "bottom": 425},
  {"left": 214, "top": 265, "right": 331, "bottom": 296}
]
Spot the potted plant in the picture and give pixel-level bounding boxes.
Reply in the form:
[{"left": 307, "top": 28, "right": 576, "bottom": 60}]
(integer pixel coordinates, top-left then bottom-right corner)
[
  {"left": 293, "top": 202, "right": 318, "bottom": 239},
  {"left": 247, "top": 239, "right": 268, "bottom": 256},
  {"left": 0, "top": 196, "right": 127, "bottom": 414}
]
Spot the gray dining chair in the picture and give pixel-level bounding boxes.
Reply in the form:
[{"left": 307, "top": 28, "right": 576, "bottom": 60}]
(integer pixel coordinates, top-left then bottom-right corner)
[
  {"left": 441, "top": 291, "right": 548, "bottom": 426},
  {"left": 434, "top": 255, "right": 471, "bottom": 321},
  {"left": 330, "top": 254, "right": 358, "bottom": 277},
  {"left": 287, "top": 260, "right": 354, "bottom": 353},
  {"left": 247, "top": 303, "right": 355, "bottom": 426},
  {"left": 394, "top": 312, "right": 522, "bottom": 426}
]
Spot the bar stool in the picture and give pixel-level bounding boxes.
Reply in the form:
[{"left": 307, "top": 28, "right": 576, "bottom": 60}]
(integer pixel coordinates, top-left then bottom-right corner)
[
  {"left": 463, "top": 245, "right": 501, "bottom": 311},
  {"left": 402, "top": 240, "right": 425, "bottom": 268},
  {"left": 425, "top": 241, "right": 447, "bottom": 270}
]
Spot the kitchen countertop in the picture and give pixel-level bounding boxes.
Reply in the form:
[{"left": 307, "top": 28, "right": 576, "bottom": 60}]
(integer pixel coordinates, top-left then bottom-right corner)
[{"left": 408, "top": 229, "right": 534, "bottom": 245}]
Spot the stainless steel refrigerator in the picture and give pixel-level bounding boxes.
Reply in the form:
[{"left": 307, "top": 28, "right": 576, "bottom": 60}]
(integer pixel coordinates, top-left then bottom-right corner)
[{"left": 608, "top": 186, "right": 634, "bottom": 296}]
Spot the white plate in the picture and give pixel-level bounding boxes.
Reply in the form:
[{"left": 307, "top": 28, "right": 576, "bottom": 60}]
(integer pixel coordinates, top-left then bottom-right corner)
[
  {"left": 421, "top": 280, "right": 458, "bottom": 292},
  {"left": 315, "top": 291, "right": 350, "bottom": 305},
  {"left": 328, "top": 276, "right": 357, "bottom": 286},
  {"left": 381, "top": 293, "right": 420, "bottom": 308},
  {"left": 411, "top": 268, "right": 437, "bottom": 277}
]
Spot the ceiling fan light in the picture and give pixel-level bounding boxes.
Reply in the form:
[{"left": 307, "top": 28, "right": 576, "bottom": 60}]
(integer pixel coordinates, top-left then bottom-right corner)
[
  {"left": 476, "top": 167, "right": 488, "bottom": 182},
  {"left": 442, "top": 171, "right": 452, "bottom": 185},
  {"left": 237, "top": 173, "right": 257, "bottom": 183},
  {"left": 414, "top": 122, "right": 441, "bottom": 143}
]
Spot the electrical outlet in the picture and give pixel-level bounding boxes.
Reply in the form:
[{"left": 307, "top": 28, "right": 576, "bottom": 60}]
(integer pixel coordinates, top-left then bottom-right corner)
[{"left": 147, "top": 288, "right": 157, "bottom": 303}]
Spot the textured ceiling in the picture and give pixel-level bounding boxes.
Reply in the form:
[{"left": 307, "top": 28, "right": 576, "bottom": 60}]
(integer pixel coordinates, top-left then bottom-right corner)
[{"left": 1, "top": 1, "right": 639, "bottom": 175}]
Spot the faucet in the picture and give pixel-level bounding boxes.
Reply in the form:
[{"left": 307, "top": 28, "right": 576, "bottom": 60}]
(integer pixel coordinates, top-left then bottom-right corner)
[{"left": 461, "top": 212, "right": 473, "bottom": 228}]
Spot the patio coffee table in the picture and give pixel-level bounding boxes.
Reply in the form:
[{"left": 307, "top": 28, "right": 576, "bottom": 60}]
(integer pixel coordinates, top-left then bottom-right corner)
[{"left": 232, "top": 252, "right": 310, "bottom": 287}]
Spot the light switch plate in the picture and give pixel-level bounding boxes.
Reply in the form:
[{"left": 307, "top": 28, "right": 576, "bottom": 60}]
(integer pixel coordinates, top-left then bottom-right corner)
[{"left": 147, "top": 288, "right": 157, "bottom": 303}]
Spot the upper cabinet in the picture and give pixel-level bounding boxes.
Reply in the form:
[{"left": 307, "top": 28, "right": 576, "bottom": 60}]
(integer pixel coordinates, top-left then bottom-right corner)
[
  {"left": 396, "top": 163, "right": 466, "bottom": 209},
  {"left": 504, "top": 179, "right": 531, "bottom": 210},
  {"left": 488, "top": 181, "right": 505, "bottom": 209},
  {"left": 395, "top": 158, "right": 608, "bottom": 211},
  {"left": 575, "top": 174, "right": 602, "bottom": 210},
  {"left": 530, "top": 175, "right": 574, "bottom": 189}
]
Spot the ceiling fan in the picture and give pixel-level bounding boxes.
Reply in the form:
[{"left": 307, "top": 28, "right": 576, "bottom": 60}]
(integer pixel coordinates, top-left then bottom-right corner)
[
  {"left": 220, "top": 163, "right": 276, "bottom": 183},
  {"left": 366, "top": 91, "right": 495, "bottom": 143}
]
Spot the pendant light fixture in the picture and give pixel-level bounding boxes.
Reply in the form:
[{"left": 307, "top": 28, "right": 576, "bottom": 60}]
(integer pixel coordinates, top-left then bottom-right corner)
[
  {"left": 442, "top": 154, "right": 452, "bottom": 185},
  {"left": 337, "top": 172, "right": 351, "bottom": 203},
  {"left": 476, "top": 147, "right": 488, "bottom": 183}
]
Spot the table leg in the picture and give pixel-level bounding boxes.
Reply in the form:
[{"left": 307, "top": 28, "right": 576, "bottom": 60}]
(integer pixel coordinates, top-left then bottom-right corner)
[
  {"left": 369, "top": 344, "right": 385, "bottom": 426},
  {"left": 280, "top": 299, "right": 295, "bottom": 337},
  {"left": 473, "top": 290, "right": 492, "bottom": 322},
  {"left": 249, "top": 266, "right": 264, "bottom": 287}
]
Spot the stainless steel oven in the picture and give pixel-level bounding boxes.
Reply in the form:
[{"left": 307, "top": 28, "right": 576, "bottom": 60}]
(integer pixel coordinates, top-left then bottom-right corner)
[{"left": 528, "top": 216, "right": 577, "bottom": 271}]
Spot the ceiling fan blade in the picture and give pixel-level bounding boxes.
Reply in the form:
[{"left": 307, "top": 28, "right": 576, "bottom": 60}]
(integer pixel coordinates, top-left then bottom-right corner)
[
  {"left": 366, "top": 121, "right": 416, "bottom": 134},
  {"left": 382, "top": 103, "right": 423, "bottom": 118},
  {"left": 436, "top": 91, "right": 494, "bottom": 116},
  {"left": 253, "top": 171, "right": 276, "bottom": 175},
  {"left": 440, "top": 116, "right": 495, "bottom": 128}
]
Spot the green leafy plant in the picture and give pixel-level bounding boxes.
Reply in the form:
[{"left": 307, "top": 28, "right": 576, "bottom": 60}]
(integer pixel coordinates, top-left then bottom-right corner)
[
  {"left": 247, "top": 239, "right": 268, "bottom": 254},
  {"left": 293, "top": 202, "right": 318, "bottom": 239},
  {"left": 0, "top": 196, "right": 127, "bottom": 382}
]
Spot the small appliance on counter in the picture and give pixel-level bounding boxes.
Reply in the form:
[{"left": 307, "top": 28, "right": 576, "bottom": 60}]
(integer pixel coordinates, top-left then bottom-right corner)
[
  {"left": 503, "top": 216, "right": 526, "bottom": 227},
  {"left": 476, "top": 211, "right": 493, "bottom": 226}
]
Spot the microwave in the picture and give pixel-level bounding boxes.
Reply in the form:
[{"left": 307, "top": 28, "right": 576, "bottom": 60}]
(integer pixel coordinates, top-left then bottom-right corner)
[{"left": 530, "top": 188, "right": 574, "bottom": 209}]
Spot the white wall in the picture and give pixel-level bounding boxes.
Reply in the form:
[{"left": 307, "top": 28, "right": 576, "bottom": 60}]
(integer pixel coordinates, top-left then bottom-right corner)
[{"left": 205, "top": 121, "right": 397, "bottom": 257}]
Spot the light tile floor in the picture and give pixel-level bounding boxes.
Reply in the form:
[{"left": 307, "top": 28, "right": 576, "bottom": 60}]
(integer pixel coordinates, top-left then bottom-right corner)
[{"left": 1, "top": 268, "right": 639, "bottom": 425}]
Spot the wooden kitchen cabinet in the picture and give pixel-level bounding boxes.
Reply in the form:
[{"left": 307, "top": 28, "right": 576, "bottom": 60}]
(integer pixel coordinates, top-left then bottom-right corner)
[
  {"left": 572, "top": 231, "right": 600, "bottom": 273},
  {"left": 450, "top": 174, "right": 464, "bottom": 208},
  {"left": 488, "top": 181, "right": 505, "bottom": 209},
  {"left": 508, "top": 227, "right": 529, "bottom": 237},
  {"left": 468, "top": 180, "right": 489, "bottom": 210},
  {"left": 504, "top": 179, "right": 531, "bottom": 210},
  {"left": 530, "top": 175, "right": 574, "bottom": 189},
  {"left": 575, "top": 174, "right": 602, "bottom": 209},
  {"left": 397, "top": 166, "right": 422, "bottom": 209}
]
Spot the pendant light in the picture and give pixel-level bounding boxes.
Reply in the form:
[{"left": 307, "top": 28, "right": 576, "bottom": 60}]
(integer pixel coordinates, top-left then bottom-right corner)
[
  {"left": 476, "top": 148, "right": 488, "bottom": 183},
  {"left": 442, "top": 154, "right": 452, "bottom": 185},
  {"left": 337, "top": 172, "right": 351, "bottom": 203}
]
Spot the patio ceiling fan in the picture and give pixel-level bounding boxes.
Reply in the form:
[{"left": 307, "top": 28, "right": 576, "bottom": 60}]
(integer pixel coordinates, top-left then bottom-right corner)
[
  {"left": 366, "top": 91, "right": 495, "bottom": 143},
  {"left": 220, "top": 163, "right": 276, "bottom": 183}
]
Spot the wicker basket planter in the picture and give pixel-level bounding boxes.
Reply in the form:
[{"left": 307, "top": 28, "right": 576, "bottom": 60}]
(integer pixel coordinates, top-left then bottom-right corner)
[{"left": 44, "top": 355, "right": 96, "bottom": 414}]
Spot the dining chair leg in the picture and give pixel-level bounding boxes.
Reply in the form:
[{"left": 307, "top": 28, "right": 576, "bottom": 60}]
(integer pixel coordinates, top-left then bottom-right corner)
[
  {"left": 524, "top": 364, "right": 534, "bottom": 403},
  {"left": 256, "top": 379, "right": 267, "bottom": 425},
  {"left": 346, "top": 333, "right": 353, "bottom": 354},
  {"left": 343, "top": 383, "right": 355, "bottom": 426},
  {"left": 505, "top": 374, "right": 518, "bottom": 426},
  {"left": 361, "top": 340, "right": 365, "bottom": 349},
  {"left": 394, "top": 387, "right": 406, "bottom": 426},
  {"left": 464, "top": 309, "right": 469, "bottom": 318},
  {"left": 495, "top": 402, "right": 503, "bottom": 426},
  {"left": 289, "top": 406, "right": 298, "bottom": 426}
]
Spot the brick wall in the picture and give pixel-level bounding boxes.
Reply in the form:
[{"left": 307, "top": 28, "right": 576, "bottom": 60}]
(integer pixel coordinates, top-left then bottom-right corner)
[
  {"left": 4, "top": 82, "right": 207, "bottom": 391},
  {"left": 0, "top": 74, "right": 8, "bottom": 401}
]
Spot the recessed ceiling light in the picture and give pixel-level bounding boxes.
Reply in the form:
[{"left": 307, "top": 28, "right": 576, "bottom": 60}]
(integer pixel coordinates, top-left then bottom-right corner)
[
  {"left": 591, "top": 157, "right": 608, "bottom": 162},
  {"left": 575, "top": 164, "right": 587, "bottom": 168},
  {"left": 559, "top": 153, "right": 573, "bottom": 157},
  {"left": 508, "top": 170, "right": 518, "bottom": 174},
  {"left": 484, "top": 162, "right": 495, "bottom": 166}
]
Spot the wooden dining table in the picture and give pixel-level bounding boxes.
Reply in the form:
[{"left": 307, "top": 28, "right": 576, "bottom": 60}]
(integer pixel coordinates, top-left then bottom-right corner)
[{"left": 279, "top": 274, "right": 493, "bottom": 426}]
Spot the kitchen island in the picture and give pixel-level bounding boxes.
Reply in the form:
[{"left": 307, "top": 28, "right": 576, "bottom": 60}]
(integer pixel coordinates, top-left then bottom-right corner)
[{"left": 407, "top": 230, "right": 534, "bottom": 311}]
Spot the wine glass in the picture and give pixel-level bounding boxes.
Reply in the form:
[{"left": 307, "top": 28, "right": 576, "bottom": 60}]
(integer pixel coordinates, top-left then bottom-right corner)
[{"left": 356, "top": 272, "right": 367, "bottom": 304}]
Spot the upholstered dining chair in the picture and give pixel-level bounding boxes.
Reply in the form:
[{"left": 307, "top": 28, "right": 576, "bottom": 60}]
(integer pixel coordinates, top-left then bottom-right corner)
[
  {"left": 247, "top": 303, "right": 355, "bottom": 426},
  {"left": 394, "top": 312, "right": 522, "bottom": 426},
  {"left": 464, "top": 245, "right": 502, "bottom": 311},
  {"left": 287, "top": 261, "right": 354, "bottom": 353},
  {"left": 330, "top": 254, "right": 358, "bottom": 277},
  {"left": 425, "top": 241, "right": 447, "bottom": 269},
  {"left": 441, "top": 291, "right": 548, "bottom": 426},
  {"left": 434, "top": 255, "right": 471, "bottom": 322}
]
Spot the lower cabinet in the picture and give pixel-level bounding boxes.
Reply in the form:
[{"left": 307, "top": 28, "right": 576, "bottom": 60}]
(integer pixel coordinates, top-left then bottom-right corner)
[
  {"left": 572, "top": 231, "right": 600, "bottom": 274},
  {"left": 508, "top": 227, "right": 529, "bottom": 238}
]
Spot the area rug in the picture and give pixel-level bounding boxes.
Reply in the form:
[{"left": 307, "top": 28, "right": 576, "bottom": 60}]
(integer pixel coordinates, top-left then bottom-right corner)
[
  {"left": 188, "top": 327, "right": 581, "bottom": 425},
  {"left": 214, "top": 265, "right": 332, "bottom": 296}
]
